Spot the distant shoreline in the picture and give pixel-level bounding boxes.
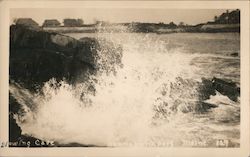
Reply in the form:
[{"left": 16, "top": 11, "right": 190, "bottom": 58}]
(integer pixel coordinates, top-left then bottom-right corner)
[
  {"left": 42, "top": 23, "right": 240, "bottom": 34},
  {"left": 14, "top": 9, "right": 240, "bottom": 34}
]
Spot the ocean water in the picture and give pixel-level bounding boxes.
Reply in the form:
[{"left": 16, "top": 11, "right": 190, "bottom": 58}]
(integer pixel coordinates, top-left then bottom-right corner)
[{"left": 11, "top": 32, "right": 240, "bottom": 147}]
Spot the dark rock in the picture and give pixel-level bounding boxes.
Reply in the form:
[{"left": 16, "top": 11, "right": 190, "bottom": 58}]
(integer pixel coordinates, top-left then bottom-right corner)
[
  {"left": 9, "top": 93, "right": 22, "bottom": 114},
  {"left": 11, "top": 25, "right": 78, "bottom": 55},
  {"left": 197, "top": 78, "right": 216, "bottom": 101},
  {"left": 212, "top": 77, "right": 240, "bottom": 101},
  {"left": 9, "top": 93, "right": 22, "bottom": 143},
  {"left": 79, "top": 37, "right": 123, "bottom": 74},
  {"left": 197, "top": 77, "right": 240, "bottom": 102},
  {"left": 10, "top": 25, "right": 123, "bottom": 89},
  {"left": 77, "top": 37, "right": 100, "bottom": 67},
  {"left": 230, "top": 52, "right": 238, "bottom": 57},
  {"left": 9, "top": 25, "right": 101, "bottom": 90},
  {"left": 196, "top": 77, "right": 240, "bottom": 112},
  {"left": 9, "top": 113, "right": 22, "bottom": 142},
  {"left": 196, "top": 102, "right": 218, "bottom": 113},
  {"left": 10, "top": 48, "right": 70, "bottom": 90}
]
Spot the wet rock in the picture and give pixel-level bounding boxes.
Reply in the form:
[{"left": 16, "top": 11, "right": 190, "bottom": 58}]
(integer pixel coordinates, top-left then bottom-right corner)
[
  {"left": 212, "top": 77, "right": 240, "bottom": 101},
  {"left": 197, "top": 77, "right": 240, "bottom": 102},
  {"left": 77, "top": 37, "right": 100, "bottom": 67},
  {"left": 10, "top": 25, "right": 100, "bottom": 90},
  {"left": 10, "top": 25, "right": 123, "bottom": 89},
  {"left": 9, "top": 113, "right": 22, "bottom": 142},
  {"left": 9, "top": 93, "right": 22, "bottom": 114},
  {"left": 197, "top": 78, "right": 216, "bottom": 101},
  {"left": 230, "top": 52, "right": 238, "bottom": 57},
  {"left": 50, "top": 34, "right": 77, "bottom": 47},
  {"left": 79, "top": 37, "right": 123, "bottom": 75},
  {"left": 196, "top": 102, "right": 218, "bottom": 113},
  {"left": 9, "top": 94, "right": 22, "bottom": 143},
  {"left": 196, "top": 77, "right": 240, "bottom": 112},
  {"left": 11, "top": 25, "right": 79, "bottom": 55},
  {"left": 10, "top": 48, "right": 70, "bottom": 90},
  {"left": 170, "top": 77, "right": 200, "bottom": 100}
]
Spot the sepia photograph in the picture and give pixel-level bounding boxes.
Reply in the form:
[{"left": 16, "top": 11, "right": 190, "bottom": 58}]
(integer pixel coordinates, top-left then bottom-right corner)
[{"left": 0, "top": 0, "right": 249, "bottom": 157}]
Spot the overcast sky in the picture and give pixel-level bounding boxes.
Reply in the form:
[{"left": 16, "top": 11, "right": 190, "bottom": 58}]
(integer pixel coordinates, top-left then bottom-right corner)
[{"left": 10, "top": 8, "right": 228, "bottom": 25}]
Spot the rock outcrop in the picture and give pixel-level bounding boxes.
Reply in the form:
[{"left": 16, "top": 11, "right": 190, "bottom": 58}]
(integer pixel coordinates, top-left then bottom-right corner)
[
  {"left": 10, "top": 25, "right": 123, "bottom": 90},
  {"left": 9, "top": 24, "right": 122, "bottom": 146},
  {"left": 211, "top": 77, "right": 240, "bottom": 101},
  {"left": 196, "top": 77, "right": 240, "bottom": 112}
]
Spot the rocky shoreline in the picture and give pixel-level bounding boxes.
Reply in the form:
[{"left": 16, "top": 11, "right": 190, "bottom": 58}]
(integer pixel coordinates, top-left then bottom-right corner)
[
  {"left": 10, "top": 25, "right": 99, "bottom": 90},
  {"left": 9, "top": 24, "right": 123, "bottom": 146}
]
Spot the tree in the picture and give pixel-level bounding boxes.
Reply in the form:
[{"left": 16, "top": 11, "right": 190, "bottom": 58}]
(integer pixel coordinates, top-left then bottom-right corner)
[
  {"left": 214, "top": 16, "right": 218, "bottom": 22},
  {"left": 178, "top": 22, "right": 185, "bottom": 27},
  {"left": 168, "top": 22, "right": 177, "bottom": 28}
]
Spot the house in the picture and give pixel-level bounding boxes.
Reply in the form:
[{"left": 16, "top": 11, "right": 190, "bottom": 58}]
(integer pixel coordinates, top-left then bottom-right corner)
[
  {"left": 42, "top": 19, "right": 61, "bottom": 27},
  {"left": 15, "top": 18, "right": 40, "bottom": 29},
  {"left": 214, "top": 9, "right": 240, "bottom": 24},
  {"left": 63, "top": 18, "right": 83, "bottom": 27}
]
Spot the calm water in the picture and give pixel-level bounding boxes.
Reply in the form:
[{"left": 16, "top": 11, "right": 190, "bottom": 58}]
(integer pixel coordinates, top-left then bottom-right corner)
[{"left": 12, "top": 32, "right": 240, "bottom": 147}]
